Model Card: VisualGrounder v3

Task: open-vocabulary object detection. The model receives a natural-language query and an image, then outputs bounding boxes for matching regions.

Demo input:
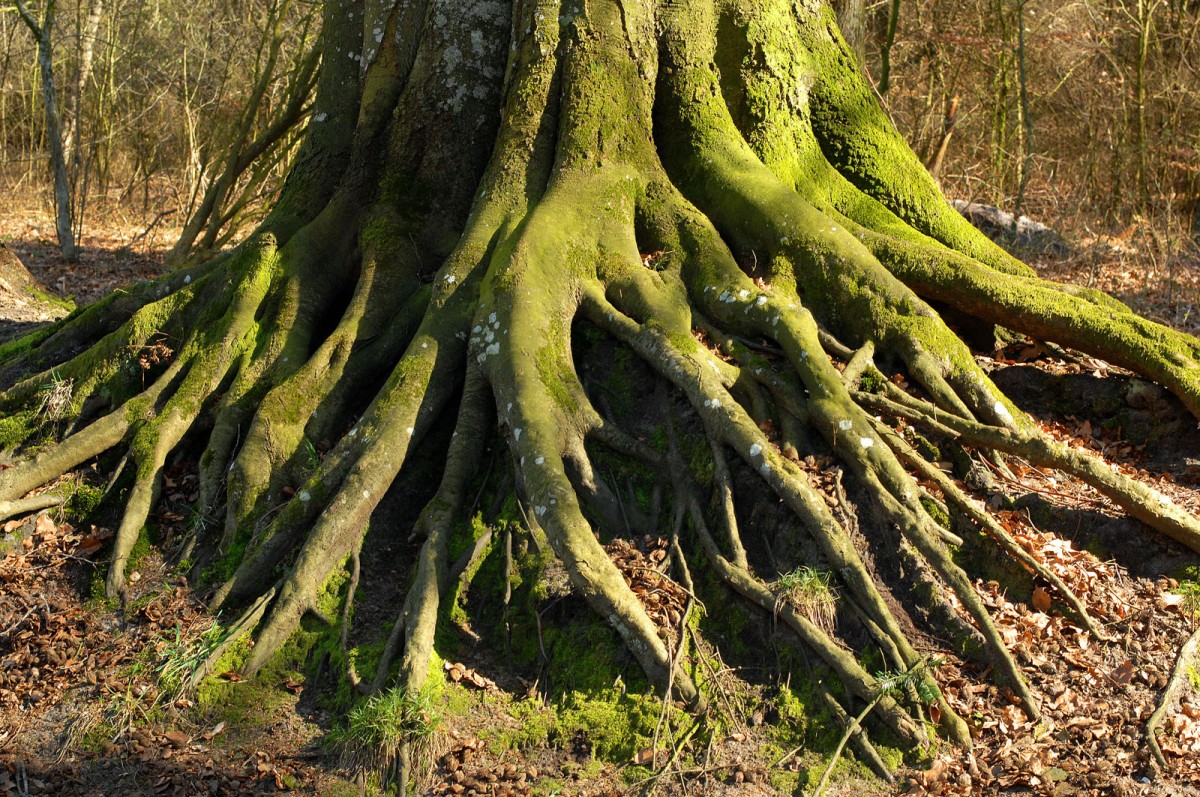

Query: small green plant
[302,436,321,470]
[775,567,837,631]
[813,657,942,797]
[874,657,943,704]
[1173,580,1200,623]
[331,687,441,792]
[156,620,228,701]
[35,369,73,423]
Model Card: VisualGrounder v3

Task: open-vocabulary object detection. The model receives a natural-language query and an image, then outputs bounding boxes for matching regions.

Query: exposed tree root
[0,492,64,524]
[2,0,1200,783]
[1145,627,1200,771]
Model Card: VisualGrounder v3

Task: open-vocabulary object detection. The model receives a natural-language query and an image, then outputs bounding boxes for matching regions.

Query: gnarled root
[3,0,1200,781]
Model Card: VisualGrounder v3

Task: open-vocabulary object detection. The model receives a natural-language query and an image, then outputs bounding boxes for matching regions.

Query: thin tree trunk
[15,0,77,262]
[61,0,103,167]
[879,0,901,93]
[1013,0,1034,220]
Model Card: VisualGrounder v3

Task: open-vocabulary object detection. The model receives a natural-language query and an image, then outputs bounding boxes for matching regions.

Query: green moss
[858,369,886,393]
[919,495,950,529]
[485,698,557,754]
[127,525,158,573]
[63,480,106,523]
[0,409,38,451]
[555,688,673,761]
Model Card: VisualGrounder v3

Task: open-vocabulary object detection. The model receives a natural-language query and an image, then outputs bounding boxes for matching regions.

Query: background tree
[10,0,76,260]
[1,0,1199,789]
[0,0,316,253]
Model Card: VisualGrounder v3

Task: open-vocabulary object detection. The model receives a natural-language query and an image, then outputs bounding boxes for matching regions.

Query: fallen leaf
[1110,660,1135,686]
[1032,587,1052,612]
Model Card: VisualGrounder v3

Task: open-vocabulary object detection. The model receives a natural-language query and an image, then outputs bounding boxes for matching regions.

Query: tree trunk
[61,0,103,168]
[2,0,1200,784]
[15,0,77,262]
[831,0,867,65]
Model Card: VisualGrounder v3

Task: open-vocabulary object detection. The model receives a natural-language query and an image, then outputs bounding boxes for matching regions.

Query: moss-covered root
[0,492,64,523]
[861,388,1200,554]
[387,366,491,695]
[213,224,426,544]
[385,367,491,797]
[681,488,923,748]
[871,418,1109,640]
[478,279,703,707]
[580,285,973,743]
[104,251,282,598]
[230,311,471,675]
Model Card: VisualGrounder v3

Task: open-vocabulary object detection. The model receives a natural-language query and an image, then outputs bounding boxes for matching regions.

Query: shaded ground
[2,207,1200,796]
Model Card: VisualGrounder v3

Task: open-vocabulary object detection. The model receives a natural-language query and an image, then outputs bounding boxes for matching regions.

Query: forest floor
[3,201,1200,797]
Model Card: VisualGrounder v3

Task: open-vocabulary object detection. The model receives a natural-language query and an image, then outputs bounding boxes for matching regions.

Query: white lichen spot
[838,419,853,431]
[860,437,874,449]
[535,456,545,465]
[299,491,311,503]
[473,325,483,334]
[314,112,327,122]
[514,428,522,441]
[993,401,1013,424]
[421,342,428,349]
[800,350,809,360]
[755,295,767,306]
[534,505,547,517]
[362,490,370,498]
[780,237,790,246]
[485,342,500,356]
[738,289,750,300]
[488,312,497,324]
[506,403,513,411]
[830,226,837,232]
[760,463,771,476]
[406,427,414,435]
[749,443,763,457]
[349,427,358,437]
[183,274,192,284]
[444,274,457,284]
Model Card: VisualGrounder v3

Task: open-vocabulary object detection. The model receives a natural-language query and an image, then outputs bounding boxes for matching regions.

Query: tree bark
[1,0,1199,782]
[14,0,77,262]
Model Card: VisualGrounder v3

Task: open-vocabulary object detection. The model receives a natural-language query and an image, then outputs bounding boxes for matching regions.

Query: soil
[2,208,1200,796]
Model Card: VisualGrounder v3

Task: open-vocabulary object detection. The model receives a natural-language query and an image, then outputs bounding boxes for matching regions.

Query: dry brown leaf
[34,514,56,535]
[1110,660,1135,686]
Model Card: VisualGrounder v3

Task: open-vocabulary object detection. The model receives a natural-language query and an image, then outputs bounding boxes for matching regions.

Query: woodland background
[4,0,1200,290]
